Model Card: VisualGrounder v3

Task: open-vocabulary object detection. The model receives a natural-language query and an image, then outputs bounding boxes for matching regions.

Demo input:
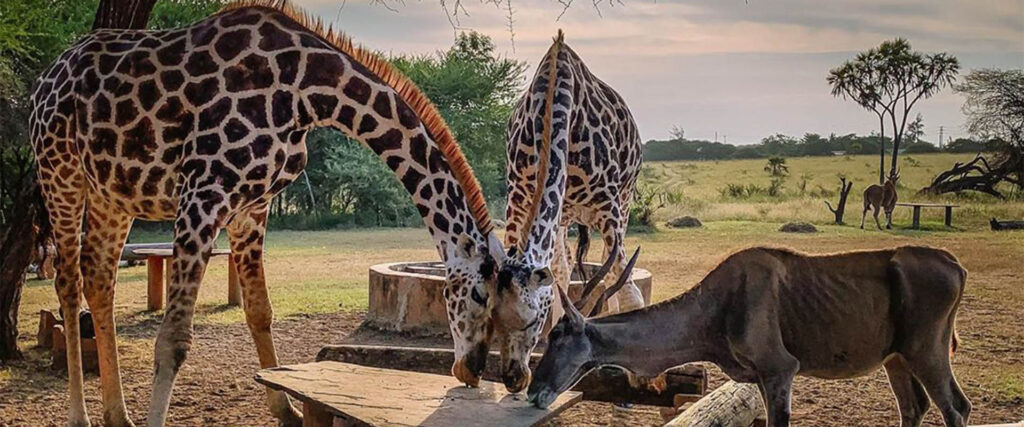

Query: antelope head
[524,248,640,406]
[525,285,596,409]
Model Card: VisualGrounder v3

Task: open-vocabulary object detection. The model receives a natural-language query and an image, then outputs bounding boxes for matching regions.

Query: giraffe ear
[529,267,554,289]
[486,232,507,265]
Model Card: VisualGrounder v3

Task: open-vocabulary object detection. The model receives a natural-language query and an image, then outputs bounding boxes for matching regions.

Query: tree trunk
[878,115,886,184]
[824,177,853,224]
[0,180,47,361]
[92,0,159,30]
[664,381,763,427]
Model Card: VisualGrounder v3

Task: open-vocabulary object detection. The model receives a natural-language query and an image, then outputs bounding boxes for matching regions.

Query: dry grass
[645,153,1024,228]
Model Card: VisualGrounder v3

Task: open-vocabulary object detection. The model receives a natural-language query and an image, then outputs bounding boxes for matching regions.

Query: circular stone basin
[365,261,652,336]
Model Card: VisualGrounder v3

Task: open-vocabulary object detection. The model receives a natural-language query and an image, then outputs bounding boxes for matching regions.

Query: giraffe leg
[148,192,229,426]
[81,195,135,427]
[550,225,572,295]
[595,214,644,313]
[226,204,302,427]
[39,165,90,426]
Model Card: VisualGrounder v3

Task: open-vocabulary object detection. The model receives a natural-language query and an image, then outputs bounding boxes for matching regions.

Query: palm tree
[764,157,789,177]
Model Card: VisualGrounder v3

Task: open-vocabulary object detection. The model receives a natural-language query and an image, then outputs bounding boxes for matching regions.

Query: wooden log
[664,381,763,427]
[317,344,705,407]
[990,218,1024,231]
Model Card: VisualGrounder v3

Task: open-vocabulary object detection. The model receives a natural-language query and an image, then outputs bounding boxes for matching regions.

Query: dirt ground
[1,307,1021,426]
[2,226,1023,425]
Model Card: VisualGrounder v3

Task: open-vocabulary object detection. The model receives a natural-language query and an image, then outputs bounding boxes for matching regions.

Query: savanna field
[1,153,1022,425]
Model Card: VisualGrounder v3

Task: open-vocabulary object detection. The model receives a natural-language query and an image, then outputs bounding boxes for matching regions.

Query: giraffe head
[491,246,625,392]
[445,231,507,386]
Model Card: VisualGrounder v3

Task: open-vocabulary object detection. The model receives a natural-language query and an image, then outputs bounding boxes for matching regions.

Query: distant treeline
[643,133,1002,162]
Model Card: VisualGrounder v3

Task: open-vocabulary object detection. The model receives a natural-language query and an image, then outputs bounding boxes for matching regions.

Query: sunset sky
[293,0,1024,143]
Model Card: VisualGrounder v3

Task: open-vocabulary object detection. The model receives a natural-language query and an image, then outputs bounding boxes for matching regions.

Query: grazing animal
[529,246,971,427]
[495,31,644,393]
[30,2,507,425]
[862,172,899,229]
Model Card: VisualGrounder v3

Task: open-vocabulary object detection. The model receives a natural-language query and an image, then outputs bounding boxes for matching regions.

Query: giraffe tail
[575,224,590,281]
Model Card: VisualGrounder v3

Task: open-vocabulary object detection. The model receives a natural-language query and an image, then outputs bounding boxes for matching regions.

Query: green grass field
[643,153,1024,228]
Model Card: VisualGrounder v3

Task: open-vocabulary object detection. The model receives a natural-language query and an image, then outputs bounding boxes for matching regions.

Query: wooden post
[912,206,922,229]
[164,257,172,304]
[945,206,953,227]
[147,255,164,311]
[227,257,241,307]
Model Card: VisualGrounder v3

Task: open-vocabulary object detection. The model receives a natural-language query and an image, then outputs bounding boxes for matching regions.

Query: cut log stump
[664,381,763,427]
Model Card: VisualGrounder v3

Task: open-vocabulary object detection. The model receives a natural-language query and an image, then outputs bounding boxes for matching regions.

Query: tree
[764,156,789,177]
[824,176,853,225]
[829,51,891,184]
[922,69,1024,197]
[829,39,958,183]
[907,114,925,144]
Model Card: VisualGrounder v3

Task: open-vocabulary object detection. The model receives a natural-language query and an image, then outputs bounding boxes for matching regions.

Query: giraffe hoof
[103,409,135,427]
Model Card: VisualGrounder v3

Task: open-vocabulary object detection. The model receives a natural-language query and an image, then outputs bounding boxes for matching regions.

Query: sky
[292,0,1024,144]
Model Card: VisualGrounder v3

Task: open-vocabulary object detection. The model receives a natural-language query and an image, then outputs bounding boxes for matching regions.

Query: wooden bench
[132,248,240,311]
[896,202,959,229]
[255,361,581,427]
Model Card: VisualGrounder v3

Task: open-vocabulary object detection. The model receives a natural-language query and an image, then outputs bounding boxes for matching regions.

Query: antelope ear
[557,285,585,329]
[530,267,554,289]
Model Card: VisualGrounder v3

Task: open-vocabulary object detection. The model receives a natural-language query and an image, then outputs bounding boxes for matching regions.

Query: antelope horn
[588,246,640,318]
[574,240,619,311]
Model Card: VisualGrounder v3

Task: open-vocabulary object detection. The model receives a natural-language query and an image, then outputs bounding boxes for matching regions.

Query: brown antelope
[528,246,970,427]
[862,172,900,229]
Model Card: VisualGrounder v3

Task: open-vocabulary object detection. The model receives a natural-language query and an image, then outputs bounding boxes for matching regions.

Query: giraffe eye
[470,285,488,306]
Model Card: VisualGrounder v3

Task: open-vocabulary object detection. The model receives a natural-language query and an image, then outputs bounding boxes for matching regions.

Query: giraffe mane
[218,0,494,236]
[518,30,564,250]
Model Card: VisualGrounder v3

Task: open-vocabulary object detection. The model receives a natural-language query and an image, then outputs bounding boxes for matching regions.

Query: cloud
[292,0,1023,140]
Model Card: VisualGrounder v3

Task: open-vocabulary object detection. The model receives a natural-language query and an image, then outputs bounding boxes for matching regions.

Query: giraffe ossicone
[30,1,507,425]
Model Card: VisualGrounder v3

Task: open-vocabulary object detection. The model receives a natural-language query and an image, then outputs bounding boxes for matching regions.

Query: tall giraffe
[29,2,505,425]
[491,31,644,392]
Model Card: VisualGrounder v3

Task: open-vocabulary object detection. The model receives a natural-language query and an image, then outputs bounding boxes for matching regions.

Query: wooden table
[255,361,582,427]
[133,248,240,311]
[896,202,959,229]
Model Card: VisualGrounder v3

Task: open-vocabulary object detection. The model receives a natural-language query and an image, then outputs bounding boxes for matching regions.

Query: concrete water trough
[364,261,653,336]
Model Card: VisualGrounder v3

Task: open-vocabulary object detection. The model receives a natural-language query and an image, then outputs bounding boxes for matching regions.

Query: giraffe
[29,2,506,425]
[490,31,645,393]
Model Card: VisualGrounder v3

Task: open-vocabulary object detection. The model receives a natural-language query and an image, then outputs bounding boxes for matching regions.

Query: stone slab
[255,361,580,426]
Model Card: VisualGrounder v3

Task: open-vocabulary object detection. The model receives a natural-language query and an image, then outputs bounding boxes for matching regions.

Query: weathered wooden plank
[317,344,706,406]
[255,361,580,427]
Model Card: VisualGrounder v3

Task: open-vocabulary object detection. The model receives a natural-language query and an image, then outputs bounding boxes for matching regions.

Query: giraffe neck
[520,41,572,268]
[294,50,487,263]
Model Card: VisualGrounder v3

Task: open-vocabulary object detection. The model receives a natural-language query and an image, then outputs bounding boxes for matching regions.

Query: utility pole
[723,135,727,144]
[714,131,718,143]
[938,126,944,150]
